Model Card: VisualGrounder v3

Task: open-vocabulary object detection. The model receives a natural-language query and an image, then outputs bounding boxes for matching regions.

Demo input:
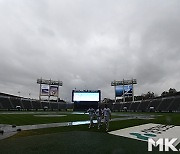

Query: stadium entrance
[72,90,101,111]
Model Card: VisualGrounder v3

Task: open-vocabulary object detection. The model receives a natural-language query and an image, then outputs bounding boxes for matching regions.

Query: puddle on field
[34,115,66,117]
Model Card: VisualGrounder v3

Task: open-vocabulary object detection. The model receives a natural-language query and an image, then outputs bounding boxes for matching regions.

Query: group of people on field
[86,104,111,131]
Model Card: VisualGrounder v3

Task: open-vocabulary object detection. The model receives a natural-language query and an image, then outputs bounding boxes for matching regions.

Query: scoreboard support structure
[111,79,137,103]
[37,78,63,109]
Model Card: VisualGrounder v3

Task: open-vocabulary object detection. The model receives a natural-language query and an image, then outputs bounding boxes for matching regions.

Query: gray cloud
[0,0,180,100]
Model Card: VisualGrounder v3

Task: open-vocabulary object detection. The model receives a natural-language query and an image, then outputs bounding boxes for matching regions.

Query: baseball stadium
[0,79,180,154]
[0,1,180,153]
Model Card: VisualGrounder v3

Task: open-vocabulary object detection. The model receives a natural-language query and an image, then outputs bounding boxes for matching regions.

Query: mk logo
[148,138,179,151]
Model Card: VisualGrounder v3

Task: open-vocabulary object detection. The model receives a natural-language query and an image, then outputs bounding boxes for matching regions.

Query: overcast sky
[0,0,180,101]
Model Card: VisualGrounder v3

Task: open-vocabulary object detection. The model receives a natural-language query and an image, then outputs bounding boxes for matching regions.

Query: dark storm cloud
[0,0,180,100]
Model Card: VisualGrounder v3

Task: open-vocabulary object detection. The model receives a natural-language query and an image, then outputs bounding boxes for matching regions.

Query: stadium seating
[10,97,24,109]
[157,97,174,112]
[0,92,180,112]
[148,99,162,112]
[41,101,50,109]
[112,96,180,112]
[112,103,122,112]
[168,96,180,112]
[121,102,131,111]
[31,100,42,110]
[0,102,3,109]
[0,96,12,109]
[137,100,150,112]
[129,101,140,111]
[58,103,67,111]
[21,99,33,110]
[50,102,58,110]
[66,103,74,111]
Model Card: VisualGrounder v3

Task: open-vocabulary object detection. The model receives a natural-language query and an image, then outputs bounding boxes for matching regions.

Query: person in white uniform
[96,106,103,129]
[103,104,111,131]
[87,106,95,128]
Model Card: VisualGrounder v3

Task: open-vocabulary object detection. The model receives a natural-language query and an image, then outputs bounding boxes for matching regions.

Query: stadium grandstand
[111,96,180,112]
[0,92,73,111]
[0,91,180,112]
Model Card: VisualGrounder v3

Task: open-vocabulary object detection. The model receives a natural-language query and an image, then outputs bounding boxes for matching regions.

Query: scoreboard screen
[72,90,101,102]
[115,85,133,97]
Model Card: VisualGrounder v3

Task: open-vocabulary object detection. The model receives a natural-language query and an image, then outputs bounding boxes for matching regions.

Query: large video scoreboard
[72,90,101,111]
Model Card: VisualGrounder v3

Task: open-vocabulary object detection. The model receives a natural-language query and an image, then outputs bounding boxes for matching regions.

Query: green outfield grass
[0,111,180,154]
[0,113,88,125]
[0,112,121,126]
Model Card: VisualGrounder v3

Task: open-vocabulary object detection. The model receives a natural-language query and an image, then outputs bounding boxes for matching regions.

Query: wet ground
[0,112,156,140]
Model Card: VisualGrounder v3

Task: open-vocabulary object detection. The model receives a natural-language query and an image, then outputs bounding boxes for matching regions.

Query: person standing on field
[96,106,103,129]
[86,106,95,128]
[103,104,111,131]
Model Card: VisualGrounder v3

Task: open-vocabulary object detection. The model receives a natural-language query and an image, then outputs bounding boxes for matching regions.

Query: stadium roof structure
[37,79,63,86]
[0,92,20,98]
[111,79,137,86]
